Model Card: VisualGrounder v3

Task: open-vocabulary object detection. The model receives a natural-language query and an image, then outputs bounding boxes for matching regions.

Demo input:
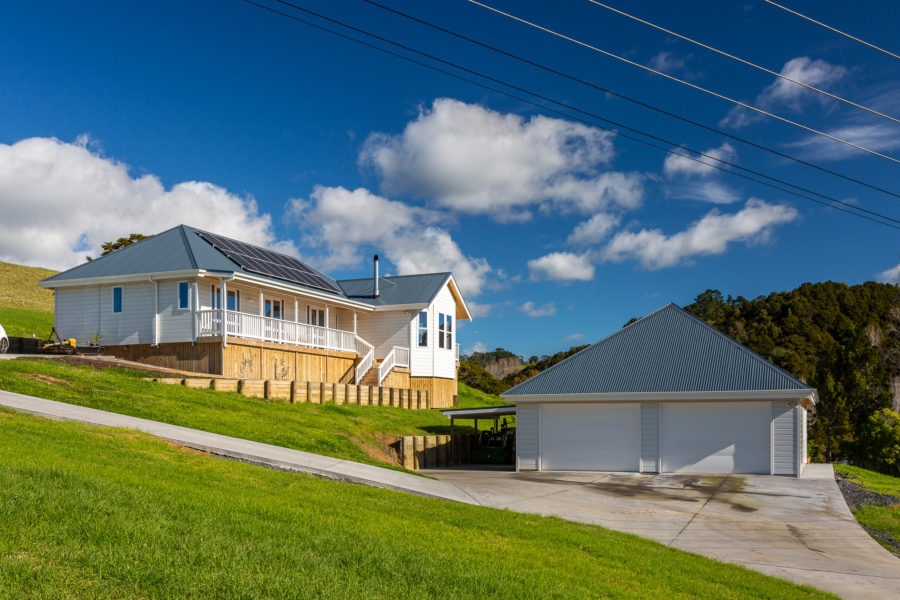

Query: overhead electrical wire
[764,0,900,62]
[362,0,900,200]
[584,0,900,124]
[467,0,900,164]
[240,0,900,230]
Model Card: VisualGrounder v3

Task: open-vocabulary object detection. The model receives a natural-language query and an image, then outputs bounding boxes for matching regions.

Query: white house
[39,225,470,407]
[503,304,816,476]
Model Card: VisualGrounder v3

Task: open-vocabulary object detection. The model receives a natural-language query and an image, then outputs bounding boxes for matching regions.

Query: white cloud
[0,137,288,269]
[721,57,847,128]
[648,51,698,79]
[601,199,798,269]
[790,123,900,161]
[663,143,736,178]
[360,98,639,221]
[880,264,900,284]
[668,180,741,205]
[520,301,557,317]
[567,212,620,245]
[563,333,586,342]
[527,252,595,281]
[467,301,493,318]
[465,341,487,355]
[289,185,492,297]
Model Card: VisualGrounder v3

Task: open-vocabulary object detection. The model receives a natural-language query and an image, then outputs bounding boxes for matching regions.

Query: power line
[585,0,900,124]
[467,0,900,164]
[362,0,900,200]
[241,0,900,230]
[765,0,900,62]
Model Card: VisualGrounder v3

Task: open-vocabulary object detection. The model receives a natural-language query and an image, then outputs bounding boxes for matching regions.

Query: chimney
[373,254,380,298]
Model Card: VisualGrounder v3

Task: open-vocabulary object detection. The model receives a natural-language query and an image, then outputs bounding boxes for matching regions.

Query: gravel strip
[835,471,900,555]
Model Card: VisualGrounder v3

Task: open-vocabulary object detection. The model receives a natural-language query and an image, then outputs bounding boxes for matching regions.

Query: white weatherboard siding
[55,286,100,345]
[409,283,457,379]
[540,403,641,471]
[157,280,194,344]
[640,402,660,473]
[355,310,409,360]
[515,404,539,471]
[431,285,458,379]
[772,401,797,475]
[660,402,771,474]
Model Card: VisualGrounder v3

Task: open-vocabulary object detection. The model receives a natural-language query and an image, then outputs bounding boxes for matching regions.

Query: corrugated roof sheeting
[337,272,450,307]
[40,225,455,309]
[504,303,812,396]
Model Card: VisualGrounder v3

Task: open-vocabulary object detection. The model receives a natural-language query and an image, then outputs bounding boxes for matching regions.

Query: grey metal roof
[337,272,451,307]
[503,303,813,397]
[40,226,456,309]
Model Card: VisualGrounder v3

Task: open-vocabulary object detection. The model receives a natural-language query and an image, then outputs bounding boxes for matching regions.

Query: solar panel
[195,231,341,294]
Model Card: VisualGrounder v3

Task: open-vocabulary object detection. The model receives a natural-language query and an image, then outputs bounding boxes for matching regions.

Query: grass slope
[0,260,56,310]
[834,464,900,552]
[0,359,507,469]
[0,409,832,599]
[0,261,56,338]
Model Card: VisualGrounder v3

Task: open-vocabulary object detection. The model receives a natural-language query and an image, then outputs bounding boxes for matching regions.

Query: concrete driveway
[422,465,900,600]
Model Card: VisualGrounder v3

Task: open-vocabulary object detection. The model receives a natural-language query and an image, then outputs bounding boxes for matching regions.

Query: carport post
[474,419,478,432]
[494,417,498,431]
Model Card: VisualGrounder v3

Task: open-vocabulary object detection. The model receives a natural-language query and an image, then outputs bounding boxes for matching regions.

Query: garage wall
[772,400,796,475]
[516,404,539,471]
[640,402,660,473]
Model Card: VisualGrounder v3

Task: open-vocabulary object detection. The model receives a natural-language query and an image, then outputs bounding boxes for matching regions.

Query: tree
[86,233,149,261]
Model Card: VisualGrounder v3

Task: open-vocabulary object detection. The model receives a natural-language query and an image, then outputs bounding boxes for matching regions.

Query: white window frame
[307,305,326,327]
[265,298,284,320]
[417,311,428,347]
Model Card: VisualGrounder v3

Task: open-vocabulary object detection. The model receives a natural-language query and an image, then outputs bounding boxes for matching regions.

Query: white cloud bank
[0,137,287,269]
[602,199,798,269]
[289,186,492,297]
[880,264,900,284]
[360,98,643,221]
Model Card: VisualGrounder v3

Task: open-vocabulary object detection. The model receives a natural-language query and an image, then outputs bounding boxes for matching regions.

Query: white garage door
[661,402,770,474]
[540,403,640,471]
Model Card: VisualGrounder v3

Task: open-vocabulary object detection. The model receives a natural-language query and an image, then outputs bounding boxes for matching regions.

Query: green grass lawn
[0,409,833,600]
[834,464,900,553]
[0,359,509,470]
[0,306,55,338]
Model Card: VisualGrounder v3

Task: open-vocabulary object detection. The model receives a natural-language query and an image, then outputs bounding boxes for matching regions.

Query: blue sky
[1,0,898,358]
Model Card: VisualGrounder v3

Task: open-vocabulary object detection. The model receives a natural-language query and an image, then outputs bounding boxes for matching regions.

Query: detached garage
[503,304,816,476]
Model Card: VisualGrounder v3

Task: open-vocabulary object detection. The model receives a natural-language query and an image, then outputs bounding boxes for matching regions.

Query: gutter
[502,389,818,404]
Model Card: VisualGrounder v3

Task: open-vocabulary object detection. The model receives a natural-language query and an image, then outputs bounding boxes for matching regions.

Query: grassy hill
[0,408,832,599]
[0,359,507,470]
[0,260,56,338]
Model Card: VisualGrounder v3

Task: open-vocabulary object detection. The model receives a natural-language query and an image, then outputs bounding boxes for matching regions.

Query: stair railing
[354,335,375,384]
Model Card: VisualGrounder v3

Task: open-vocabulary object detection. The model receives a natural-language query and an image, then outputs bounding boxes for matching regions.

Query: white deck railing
[197,309,358,354]
[377,345,410,385]
[355,337,375,385]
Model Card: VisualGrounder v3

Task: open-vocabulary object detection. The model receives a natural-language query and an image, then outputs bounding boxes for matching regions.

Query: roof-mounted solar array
[195,231,341,294]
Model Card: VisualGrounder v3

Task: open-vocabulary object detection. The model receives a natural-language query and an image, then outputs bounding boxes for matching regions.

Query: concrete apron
[422,466,900,600]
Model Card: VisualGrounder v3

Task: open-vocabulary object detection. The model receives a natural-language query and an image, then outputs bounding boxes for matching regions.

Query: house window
[417,311,428,347]
[446,315,453,349]
[112,287,123,313]
[308,306,325,327]
[227,290,240,312]
[210,285,221,310]
[265,299,283,320]
[178,282,190,309]
[438,313,453,349]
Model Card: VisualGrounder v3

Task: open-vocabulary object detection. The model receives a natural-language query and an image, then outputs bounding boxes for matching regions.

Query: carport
[441,405,517,434]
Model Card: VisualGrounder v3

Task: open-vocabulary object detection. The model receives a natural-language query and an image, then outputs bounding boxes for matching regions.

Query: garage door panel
[540,403,640,471]
[661,402,770,474]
